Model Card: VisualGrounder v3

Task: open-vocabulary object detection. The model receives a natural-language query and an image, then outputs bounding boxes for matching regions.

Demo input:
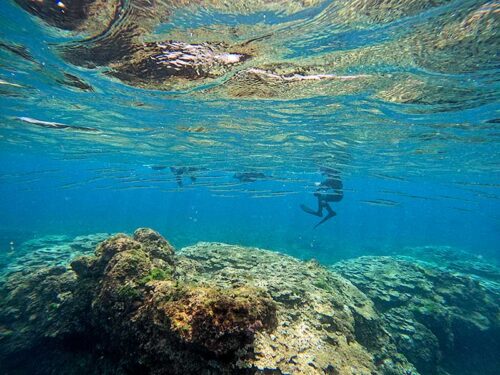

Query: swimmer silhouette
[300,167,343,228]
[170,166,197,187]
[233,172,267,183]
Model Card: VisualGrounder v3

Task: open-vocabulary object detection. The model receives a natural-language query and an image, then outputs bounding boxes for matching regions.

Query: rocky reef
[0,233,111,276]
[332,256,500,375]
[0,229,498,374]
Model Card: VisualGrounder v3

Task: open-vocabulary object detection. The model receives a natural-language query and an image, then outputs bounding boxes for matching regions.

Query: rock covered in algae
[176,242,414,374]
[72,229,276,361]
[0,229,281,374]
[0,228,417,375]
[4,229,498,375]
[0,266,80,357]
[332,256,500,375]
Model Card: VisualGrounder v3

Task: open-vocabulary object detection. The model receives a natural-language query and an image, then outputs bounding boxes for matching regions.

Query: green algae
[117,284,142,300]
[48,302,59,311]
[313,275,332,291]
[139,267,172,284]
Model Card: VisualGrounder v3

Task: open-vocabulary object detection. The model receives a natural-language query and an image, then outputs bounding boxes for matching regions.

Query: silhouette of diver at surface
[233,171,267,183]
[170,166,198,187]
[300,167,343,228]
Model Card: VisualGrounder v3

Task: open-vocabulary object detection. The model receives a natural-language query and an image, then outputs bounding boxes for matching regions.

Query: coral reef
[0,229,279,374]
[0,233,110,276]
[0,229,498,374]
[332,256,500,375]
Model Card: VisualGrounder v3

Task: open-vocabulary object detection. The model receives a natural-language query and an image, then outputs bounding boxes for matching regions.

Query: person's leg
[324,203,336,217]
[300,197,324,217]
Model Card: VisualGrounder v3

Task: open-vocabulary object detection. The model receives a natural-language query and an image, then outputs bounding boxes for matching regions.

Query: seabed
[0,229,498,375]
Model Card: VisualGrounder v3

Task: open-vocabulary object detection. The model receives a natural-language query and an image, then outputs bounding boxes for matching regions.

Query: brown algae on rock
[0,229,498,374]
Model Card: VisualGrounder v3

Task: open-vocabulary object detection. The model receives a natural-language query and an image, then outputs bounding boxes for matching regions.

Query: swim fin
[313,210,336,229]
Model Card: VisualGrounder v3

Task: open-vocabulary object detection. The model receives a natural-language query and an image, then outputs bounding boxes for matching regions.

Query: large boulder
[0,229,280,374]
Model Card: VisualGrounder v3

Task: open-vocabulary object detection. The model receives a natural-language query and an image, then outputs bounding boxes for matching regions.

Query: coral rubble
[0,229,498,375]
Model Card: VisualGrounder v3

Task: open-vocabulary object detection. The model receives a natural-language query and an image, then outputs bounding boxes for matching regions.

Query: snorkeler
[233,171,267,183]
[170,166,198,187]
[300,167,343,228]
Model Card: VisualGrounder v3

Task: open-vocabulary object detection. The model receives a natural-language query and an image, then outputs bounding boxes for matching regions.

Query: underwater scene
[0,0,499,374]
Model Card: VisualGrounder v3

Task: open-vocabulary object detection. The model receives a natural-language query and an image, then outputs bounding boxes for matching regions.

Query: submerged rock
[176,242,411,374]
[332,256,500,375]
[0,232,111,277]
[0,229,413,374]
[0,229,281,374]
[1,229,498,374]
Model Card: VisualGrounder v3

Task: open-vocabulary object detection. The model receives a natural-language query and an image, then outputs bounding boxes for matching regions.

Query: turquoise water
[0,1,499,374]
[1,0,498,264]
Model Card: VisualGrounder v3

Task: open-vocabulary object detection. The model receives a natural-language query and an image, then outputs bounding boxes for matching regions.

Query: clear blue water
[0,0,498,265]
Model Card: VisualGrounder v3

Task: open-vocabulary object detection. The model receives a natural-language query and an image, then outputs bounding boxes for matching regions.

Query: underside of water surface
[0,0,499,374]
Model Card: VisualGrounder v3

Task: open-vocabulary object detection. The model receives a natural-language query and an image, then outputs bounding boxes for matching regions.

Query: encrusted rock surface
[332,256,500,375]
[176,242,411,374]
[0,229,278,374]
[0,229,498,375]
[0,232,111,276]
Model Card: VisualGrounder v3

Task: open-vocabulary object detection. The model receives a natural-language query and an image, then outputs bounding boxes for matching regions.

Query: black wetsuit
[233,172,266,183]
[301,174,343,228]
